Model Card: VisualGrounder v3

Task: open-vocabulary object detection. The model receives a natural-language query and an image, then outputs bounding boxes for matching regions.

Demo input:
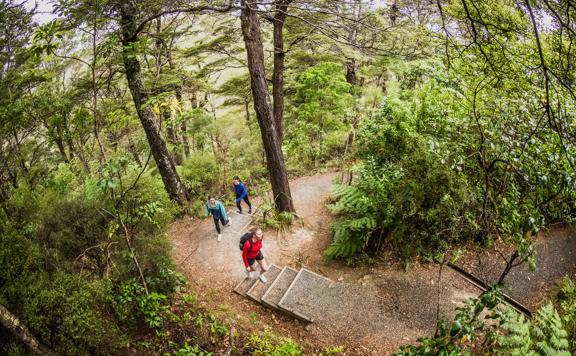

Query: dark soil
[456,224,576,310]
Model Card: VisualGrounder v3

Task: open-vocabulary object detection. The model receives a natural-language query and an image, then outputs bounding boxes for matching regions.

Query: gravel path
[169,172,574,354]
[456,225,576,310]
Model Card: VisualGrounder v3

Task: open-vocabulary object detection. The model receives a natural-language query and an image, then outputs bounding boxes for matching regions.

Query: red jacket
[242,238,262,267]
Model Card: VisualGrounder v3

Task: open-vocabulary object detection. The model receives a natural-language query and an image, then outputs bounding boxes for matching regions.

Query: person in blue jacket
[205,195,230,241]
[233,176,252,214]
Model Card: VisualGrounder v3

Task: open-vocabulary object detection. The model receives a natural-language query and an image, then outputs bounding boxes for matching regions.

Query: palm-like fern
[325,184,377,260]
[530,302,571,355]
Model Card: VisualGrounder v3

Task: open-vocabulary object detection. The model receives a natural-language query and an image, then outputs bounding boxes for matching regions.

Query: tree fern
[495,308,532,355]
[325,184,378,260]
[530,302,571,356]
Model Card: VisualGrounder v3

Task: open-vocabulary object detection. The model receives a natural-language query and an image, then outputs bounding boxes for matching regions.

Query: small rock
[338,276,344,281]
[431,279,435,285]
[305,324,313,331]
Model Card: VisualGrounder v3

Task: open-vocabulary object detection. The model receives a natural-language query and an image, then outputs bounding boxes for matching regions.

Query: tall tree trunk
[163,109,183,165]
[244,99,251,121]
[241,0,295,213]
[92,19,107,163]
[272,0,292,142]
[12,131,29,177]
[64,118,75,160]
[176,88,191,158]
[128,139,143,167]
[345,59,358,86]
[76,135,91,173]
[54,136,69,163]
[0,304,56,356]
[119,1,190,205]
[344,0,362,87]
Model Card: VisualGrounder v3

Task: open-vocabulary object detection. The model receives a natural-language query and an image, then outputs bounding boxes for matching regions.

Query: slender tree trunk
[128,139,143,167]
[120,1,190,205]
[0,305,56,356]
[244,99,251,121]
[176,88,191,158]
[76,135,91,173]
[345,59,358,86]
[272,0,292,142]
[241,0,295,213]
[344,0,362,87]
[64,118,75,160]
[163,109,183,165]
[12,131,29,176]
[54,136,69,162]
[92,20,107,163]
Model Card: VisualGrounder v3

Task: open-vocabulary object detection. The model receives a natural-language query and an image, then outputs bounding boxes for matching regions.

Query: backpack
[239,232,253,251]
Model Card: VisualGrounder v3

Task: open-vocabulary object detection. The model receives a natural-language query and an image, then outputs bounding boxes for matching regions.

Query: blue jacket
[205,200,228,221]
[234,182,248,203]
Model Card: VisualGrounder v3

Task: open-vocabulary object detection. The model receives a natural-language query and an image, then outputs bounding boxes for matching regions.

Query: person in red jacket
[242,227,269,283]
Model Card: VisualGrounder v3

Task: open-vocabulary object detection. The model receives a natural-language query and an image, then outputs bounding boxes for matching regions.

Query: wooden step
[261,266,299,311]
[277,268,334,323]
[246,264,282,303]
[233,274,259,297]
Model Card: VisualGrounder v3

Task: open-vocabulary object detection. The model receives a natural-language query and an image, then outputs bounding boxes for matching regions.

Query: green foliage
[328,57,576,259]
[254,196,297,231]
[556,276,576,342]
[325,185,377,262]
[530,302,571,355]
[167,342,213,356]
[178,153,220,213]
[115,279,170,329]
[285,62,353,168]
[0,156,181,352]
[327,93,471,259]
[319,345,344,355]
[22,272,125,354]
[397,287,573,355]
[245,330,303,356]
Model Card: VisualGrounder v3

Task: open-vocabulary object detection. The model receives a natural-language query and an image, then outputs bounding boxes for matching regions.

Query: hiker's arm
[242,243,250,268]
[236,185,247,202]
[220,203,228,221]
[204,204,210,218]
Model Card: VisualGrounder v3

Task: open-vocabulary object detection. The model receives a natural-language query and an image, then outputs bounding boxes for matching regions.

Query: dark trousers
[213,216,228,234]
[236,195,252,212]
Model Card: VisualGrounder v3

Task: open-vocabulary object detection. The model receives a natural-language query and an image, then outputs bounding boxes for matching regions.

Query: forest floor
[168,172,576,355]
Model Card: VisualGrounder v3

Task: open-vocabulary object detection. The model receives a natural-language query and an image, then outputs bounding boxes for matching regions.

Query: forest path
[168,172,575,354]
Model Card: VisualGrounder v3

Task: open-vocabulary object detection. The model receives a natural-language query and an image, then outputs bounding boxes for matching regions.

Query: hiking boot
[226,218,231,226]
[246,270,256,279]
[259,274,267,283]
[248,209,252,214]
[217,234,222,242]
[237,210,242,214]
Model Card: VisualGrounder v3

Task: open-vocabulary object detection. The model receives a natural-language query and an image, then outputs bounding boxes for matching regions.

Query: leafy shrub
[285,62,353,168]
[0,157,181,352]
[178,153,220,199]
[254,196,297,231]
[326,98,471,260]
[327,65,576,260]
[22,272,125,355]
[555,276,576,342]
[397,288,572,355]
[168,342,212,356]
[115,278,170,329]
[245,330,303,356]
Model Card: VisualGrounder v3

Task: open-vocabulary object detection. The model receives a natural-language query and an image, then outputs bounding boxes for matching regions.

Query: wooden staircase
[233,264,335,323]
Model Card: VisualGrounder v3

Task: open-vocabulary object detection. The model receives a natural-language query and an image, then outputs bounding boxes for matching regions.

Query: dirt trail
[168,172,575,355]
[456,225,576,310]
